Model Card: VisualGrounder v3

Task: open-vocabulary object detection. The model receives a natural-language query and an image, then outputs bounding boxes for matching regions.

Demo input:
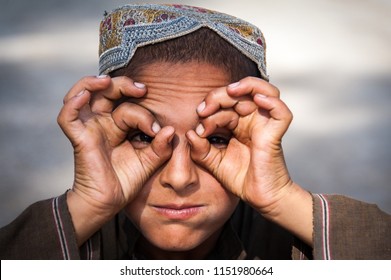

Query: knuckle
[242,76,263,84]
[265,81,280,97]
[248,76,262,82]
[79,75,94,85]
[271,85,280,97]
[113,75,133,86]
[208,88,222,100]
[287,109,294,122]
[281,104,293,123]
[57,111,65,126]
[81,75,91,81]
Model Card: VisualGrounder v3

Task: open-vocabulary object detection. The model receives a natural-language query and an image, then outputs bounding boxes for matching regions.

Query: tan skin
[58,62,313,259]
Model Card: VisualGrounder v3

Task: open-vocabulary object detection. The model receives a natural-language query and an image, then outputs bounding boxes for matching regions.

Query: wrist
[66,189,119,246]
[258,182,314,246]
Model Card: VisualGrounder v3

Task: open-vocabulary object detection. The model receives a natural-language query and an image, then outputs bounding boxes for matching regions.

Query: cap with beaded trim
[99,4,268,80]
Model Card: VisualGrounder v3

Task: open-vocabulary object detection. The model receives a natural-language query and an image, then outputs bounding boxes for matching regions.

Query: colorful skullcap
[99,4,268,80]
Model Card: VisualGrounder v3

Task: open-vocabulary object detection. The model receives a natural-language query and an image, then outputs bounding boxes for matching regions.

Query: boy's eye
[128,131,154,148]
[207,134,231,149]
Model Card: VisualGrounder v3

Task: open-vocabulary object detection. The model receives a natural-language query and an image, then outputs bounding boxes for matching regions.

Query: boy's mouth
[151,204,205,220]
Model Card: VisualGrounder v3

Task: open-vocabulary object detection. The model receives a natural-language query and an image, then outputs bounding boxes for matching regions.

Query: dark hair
[110,28,260,82]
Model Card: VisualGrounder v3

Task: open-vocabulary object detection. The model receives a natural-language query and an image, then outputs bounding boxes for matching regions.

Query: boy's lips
[151,204,205,220]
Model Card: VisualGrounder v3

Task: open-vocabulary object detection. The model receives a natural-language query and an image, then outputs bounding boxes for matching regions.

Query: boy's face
[124,62,240,258]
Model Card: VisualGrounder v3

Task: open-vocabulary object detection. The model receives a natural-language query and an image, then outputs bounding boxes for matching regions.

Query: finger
[253,94,293,124]
[57,90,92,142]
[252,94,293,143]
[197,87,257,118]
[196,109,239,137]
[187,130,249,196]
[137,126,175,171]
[90,76,147,114]
[112,102,161,137]
[63,75,111,103]
[227,77,280,98]
[186,130,221,173]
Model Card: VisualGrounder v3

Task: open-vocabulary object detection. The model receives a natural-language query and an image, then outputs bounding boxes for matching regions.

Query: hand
[187,77,313,244]
[58,75,174,244]
[187,77,292,212]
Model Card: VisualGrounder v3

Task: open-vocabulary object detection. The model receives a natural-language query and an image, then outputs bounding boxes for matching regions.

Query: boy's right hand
[57,75,174,245]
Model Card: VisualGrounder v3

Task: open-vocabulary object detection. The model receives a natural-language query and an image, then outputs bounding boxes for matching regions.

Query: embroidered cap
[99,4,268,80]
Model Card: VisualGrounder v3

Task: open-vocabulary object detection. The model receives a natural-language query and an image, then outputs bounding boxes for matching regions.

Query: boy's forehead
[129,95,202,130]
[122,62,228,127]
[129,89,204,125]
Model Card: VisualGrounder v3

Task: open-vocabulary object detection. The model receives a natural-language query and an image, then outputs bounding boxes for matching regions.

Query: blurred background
[0,0,390,226]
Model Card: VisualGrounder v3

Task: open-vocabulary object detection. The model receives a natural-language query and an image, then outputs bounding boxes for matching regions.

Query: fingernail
[228,81,240,88]
[152,122,161,134]
[76,90,85,97]
[134,82,146,89]
[255,93,267,98]
[196,101,206,113]
[196,123,205,136]
[96,74,108,79]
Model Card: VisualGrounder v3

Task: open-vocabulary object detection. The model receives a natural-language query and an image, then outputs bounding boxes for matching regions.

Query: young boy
[0,4,390,260]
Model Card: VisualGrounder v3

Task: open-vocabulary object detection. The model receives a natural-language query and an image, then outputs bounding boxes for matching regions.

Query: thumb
[138,126,176,173]
[187,130,250,197]
[186,130,222,176]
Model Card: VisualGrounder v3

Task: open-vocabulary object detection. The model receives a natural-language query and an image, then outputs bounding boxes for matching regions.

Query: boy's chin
[145,228,211,251]
[139,225,222,258]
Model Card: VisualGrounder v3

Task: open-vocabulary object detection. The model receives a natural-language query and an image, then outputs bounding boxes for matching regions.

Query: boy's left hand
[187,77,313,245]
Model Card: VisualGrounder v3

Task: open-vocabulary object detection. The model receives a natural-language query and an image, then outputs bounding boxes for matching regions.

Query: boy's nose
[159,143,198,192]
